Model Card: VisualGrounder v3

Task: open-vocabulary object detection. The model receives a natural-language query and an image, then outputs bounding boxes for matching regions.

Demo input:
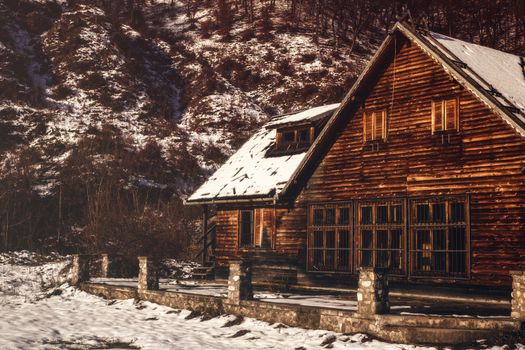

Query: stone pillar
[227,260,253,305]
[511,271,525,321]
[100,254,116,278]
[357,267,389,316]
[138,256,159,292]
[70,254,90,286]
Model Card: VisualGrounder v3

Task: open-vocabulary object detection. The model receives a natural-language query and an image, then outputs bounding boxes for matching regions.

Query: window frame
[363,109,388,143]
[307,202,353,273]
[431,96,460,134]
[408,196,470,280]
[355,199,407,275]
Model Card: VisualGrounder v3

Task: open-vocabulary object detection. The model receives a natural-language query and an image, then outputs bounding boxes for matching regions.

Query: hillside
[0,0,374,255]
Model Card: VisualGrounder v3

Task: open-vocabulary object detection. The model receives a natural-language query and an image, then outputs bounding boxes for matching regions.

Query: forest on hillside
[0,0,523,262]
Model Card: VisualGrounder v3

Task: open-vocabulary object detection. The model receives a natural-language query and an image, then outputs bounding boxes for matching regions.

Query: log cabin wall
[297,38,525,286]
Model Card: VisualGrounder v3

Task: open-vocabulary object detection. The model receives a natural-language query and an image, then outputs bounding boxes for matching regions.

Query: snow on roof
[265,103,340,129]
[187,104,339,203]
[425,31,525,123]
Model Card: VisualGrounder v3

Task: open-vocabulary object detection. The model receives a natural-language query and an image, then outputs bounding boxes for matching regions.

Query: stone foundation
[511,270,525,321]
[138,256,159,291]
[70,254,90,286]
[227,260,253,305]
[357,267,389,316]
[80,281,521,346]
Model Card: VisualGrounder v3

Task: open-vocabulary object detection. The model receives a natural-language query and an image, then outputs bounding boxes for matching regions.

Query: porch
[71,255,525,346]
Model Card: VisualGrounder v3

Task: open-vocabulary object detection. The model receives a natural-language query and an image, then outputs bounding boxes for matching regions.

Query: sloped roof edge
[278,21,525,201]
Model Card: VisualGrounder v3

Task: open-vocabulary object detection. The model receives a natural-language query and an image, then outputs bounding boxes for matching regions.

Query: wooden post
[202,204,208,265]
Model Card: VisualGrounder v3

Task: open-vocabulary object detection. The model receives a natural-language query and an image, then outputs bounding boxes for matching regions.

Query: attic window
[270,126,314,156]
[363,109,387,143]
[432,97,459,134]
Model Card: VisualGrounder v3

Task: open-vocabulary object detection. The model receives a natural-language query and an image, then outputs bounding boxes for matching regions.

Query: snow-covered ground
[0,251,442,350]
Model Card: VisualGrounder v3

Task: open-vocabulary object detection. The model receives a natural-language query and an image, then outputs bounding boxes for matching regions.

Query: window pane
[326,231,335,268]
[364,113,373,141]
[432,203,446,224]
[326,208,336,225]
[376,205,388,224]
[240,211,253,246]
[283,131,294,142]
[362,230,373,249]
[449,202,465,223]
[313,209,323,225]
[375,111,384,140]
[445,99,457,130]
[338,207,350,225]
[313,231,323,268]
[391,229,402,249]
[449,227,466,251]
[433,229,446,250]
[433,101,443,132]
[376,230,389,268]
[338,229,350,270]
[298,129,309,143]
[416,204,430,223]
[361,206,373,225]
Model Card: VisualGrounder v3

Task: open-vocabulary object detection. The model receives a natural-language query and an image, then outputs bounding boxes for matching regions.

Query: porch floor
[90,278,510,317]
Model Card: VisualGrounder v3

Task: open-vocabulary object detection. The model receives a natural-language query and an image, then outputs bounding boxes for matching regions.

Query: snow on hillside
[0,251,438,350]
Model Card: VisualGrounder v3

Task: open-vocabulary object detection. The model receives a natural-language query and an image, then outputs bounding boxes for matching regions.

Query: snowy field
[0,251,510,349]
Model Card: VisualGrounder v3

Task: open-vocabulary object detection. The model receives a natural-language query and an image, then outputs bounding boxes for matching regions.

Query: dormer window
[269,126,315,156]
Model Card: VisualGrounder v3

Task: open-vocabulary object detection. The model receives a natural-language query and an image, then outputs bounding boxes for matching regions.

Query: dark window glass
[432,203,446,223]
[313,231,323,267]
[376,206,388,224]
[298,129,309,143]
[449,202,465,223]
[361,206,373,225]
[325,208,336,225]
[313,209,323,225]
[416,204,430,223]
[325,231,335,268]
[338,207,350,225]
[283,131,294,143]
[240,211,253,246]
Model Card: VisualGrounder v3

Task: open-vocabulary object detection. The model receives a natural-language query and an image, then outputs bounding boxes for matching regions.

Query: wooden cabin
[187,22,525,288]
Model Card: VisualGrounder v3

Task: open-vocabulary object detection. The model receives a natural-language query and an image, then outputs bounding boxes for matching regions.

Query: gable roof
[277,22,525,201]
[186,103,340,205]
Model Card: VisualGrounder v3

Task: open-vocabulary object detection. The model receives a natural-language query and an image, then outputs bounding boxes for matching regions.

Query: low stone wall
[79,282,522,345]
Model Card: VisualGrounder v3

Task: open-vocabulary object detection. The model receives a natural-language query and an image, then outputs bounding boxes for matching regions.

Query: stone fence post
[70,254,90,286]
[227,259,253,305]
[138,256,159,292]
[511,271,525,321]
[100,254,117,278]
[357,267,389,316]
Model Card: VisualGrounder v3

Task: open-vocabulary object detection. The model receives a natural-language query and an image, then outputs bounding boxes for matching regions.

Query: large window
[409,197,469,278]
[432,97,459,134]
[308,203,352,272]
[356,200,405,274]
[363,109,387,142]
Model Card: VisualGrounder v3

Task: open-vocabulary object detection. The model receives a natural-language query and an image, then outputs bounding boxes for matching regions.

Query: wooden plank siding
[295,38,525,286]
[214,207,307,266]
